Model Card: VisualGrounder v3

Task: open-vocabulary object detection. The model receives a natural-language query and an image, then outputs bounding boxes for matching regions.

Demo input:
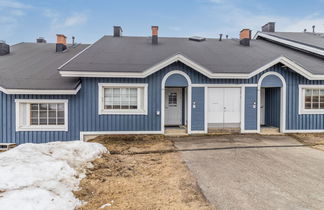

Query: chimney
[262,22,275,32]
[37,37,46,43]
[113,26,122,37]
[56,34,67,52]
[151,26,158,45]
[0,41,10,56]
[240,29,251,46]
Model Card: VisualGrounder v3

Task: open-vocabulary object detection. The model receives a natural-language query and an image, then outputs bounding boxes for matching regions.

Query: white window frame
[299,85,324,114]
[98,83,148,115]
[15,99,68,131]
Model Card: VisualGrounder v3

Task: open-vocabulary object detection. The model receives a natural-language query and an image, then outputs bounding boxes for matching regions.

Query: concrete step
[260,127,281,135]
[165,128,188,136]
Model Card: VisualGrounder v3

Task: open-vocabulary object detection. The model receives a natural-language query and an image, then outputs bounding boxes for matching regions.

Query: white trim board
[255,32,324,57]
[0,84,81,95]
[80,131,163,141]
[59,54,324,80]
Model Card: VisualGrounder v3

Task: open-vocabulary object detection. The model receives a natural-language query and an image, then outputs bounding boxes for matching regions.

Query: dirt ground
[289,133,324,151]
[74,135,213,210]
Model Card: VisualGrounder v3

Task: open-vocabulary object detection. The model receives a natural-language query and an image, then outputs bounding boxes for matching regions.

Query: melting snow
[0,141,107,210]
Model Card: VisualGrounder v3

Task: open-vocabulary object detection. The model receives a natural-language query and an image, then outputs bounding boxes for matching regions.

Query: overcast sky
[1,0,324,44]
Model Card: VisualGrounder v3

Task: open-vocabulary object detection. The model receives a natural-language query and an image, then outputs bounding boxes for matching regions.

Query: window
[98,83,148,115]
[299,85,324,114]
[168,93,177,106]
[15,99,68,131]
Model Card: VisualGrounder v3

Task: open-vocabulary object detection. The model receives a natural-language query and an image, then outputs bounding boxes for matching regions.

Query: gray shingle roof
[0,43,89,90]
[60,36,324,75]
[261,32,324,50]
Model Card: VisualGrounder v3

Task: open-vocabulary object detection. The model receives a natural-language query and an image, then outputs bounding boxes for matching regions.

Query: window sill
[16,126,68,132]
[299,110,324,115]
[99,109,148,115]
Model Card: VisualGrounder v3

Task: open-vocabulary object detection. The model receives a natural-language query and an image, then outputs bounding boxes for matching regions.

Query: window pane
[320,103,324,109]
[57,119,64,125]
[31,104,39,110]
[57,104,64,111]
[49,104,57,111]
[169,93,177,106]
[320,90,324,102]
[40,111,47,118]
[305,96,311,103]
[104,88,113,97]
[313,103,319,109]
[113,88,121,109]
[40,104,47,110]
[57,111,64,118]
[49,111,56,118]
[39,119,47,125]
[305,102,312,109]
[305,89,312,96]
[31,111,38,118]
[120,88,129,109]
[48,119,57,125]
[30,119,38,125]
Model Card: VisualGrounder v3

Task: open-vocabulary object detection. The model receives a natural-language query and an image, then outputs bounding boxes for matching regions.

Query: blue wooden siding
[244,87,258,130]
[2,61,324,143]
[261,75,283,87]
[165,74,188,87]
[191,87,205,131]
[265,88,281,127]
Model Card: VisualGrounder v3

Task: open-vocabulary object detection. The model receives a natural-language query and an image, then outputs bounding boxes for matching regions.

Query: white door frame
[257,72,286,133]
[161,70,192,134]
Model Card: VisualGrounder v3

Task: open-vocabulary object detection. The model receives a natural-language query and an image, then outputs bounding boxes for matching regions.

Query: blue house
[2,22,324,144]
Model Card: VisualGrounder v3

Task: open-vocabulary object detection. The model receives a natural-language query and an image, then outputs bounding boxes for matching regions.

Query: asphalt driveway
[174,135,324,210]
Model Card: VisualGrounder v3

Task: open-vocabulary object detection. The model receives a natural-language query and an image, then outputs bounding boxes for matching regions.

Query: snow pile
[0,141,107,210]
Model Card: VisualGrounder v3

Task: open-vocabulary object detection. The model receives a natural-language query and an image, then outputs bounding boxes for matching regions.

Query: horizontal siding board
[1,62,324,143]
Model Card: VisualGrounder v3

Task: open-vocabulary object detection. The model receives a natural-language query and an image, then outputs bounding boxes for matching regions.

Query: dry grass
[290,133,324,151]
[74,135,213,210]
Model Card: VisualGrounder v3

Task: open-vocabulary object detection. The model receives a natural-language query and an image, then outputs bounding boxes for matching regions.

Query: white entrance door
[165,88,183,125]
[260,88,265,125]
[208,88,241,126]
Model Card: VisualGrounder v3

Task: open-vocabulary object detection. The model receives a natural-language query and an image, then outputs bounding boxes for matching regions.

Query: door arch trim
[161,70,192,134]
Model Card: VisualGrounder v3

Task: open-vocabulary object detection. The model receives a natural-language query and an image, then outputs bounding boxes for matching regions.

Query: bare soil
[290,133,324,151]
[74,135,213,210]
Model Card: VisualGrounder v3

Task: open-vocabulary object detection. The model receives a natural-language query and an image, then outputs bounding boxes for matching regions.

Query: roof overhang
[59,53,324,80]
[0,84,81,95]
[254,32,324,57]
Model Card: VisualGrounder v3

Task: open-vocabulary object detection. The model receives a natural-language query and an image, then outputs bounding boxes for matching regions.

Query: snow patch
[0,141,107,210]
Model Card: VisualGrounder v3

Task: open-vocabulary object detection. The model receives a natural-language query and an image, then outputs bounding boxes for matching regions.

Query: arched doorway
[161,70,192,134]
[257,72,286,133]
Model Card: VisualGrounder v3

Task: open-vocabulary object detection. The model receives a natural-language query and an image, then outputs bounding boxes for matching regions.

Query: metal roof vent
[189,36,206,42]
